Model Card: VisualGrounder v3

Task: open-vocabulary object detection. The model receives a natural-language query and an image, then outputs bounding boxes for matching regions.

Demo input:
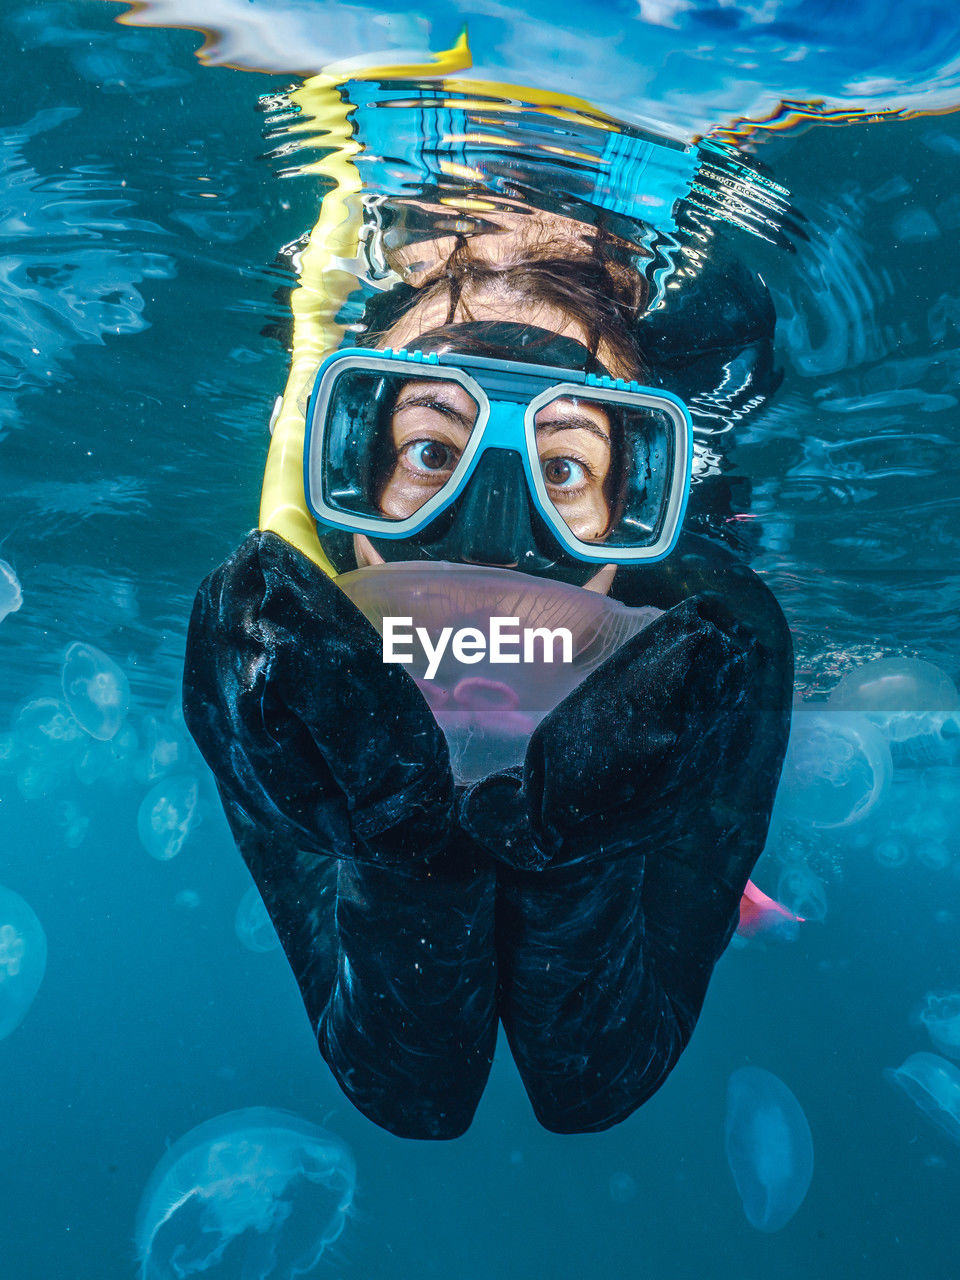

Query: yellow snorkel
[258,34,473,575]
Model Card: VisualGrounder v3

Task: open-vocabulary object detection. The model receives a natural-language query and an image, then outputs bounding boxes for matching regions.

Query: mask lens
[317,367,482,523]
[533,394,677,549]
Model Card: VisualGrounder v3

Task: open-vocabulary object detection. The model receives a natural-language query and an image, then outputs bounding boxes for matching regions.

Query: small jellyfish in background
[608,1172,638,1204]
[174,889,201,912]
[776,865,827,923]
[724,1066,814,1233]
[920,994,960,1061]
[17,698,84,764]
[15,698,84,800]
[0,885,47,1039]
[135,713,187,784]
[774,710,892,830]
[235,886,281,954]
[137,775,200,861]
[874,839,909,869]
[57,800,89,850]
[0,560,22,622]
[885,1052,960,1145]
[135,1107,356,1280]
[61,641,130,741]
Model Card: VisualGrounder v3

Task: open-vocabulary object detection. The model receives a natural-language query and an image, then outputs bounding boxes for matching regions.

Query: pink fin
[736,879,803,940]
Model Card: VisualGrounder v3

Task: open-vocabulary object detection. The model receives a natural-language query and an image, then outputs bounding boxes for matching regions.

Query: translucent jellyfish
[135,713,187,784]
[829,657,959,716]
[61,641,130,741]
[0,885,47,1039]
[725,1066,814,1233]
[916,840,952,871]
[17,698,84,764]
[828,657,960,753]
[608,1172,638,1204]
[135,1108,356,1280]
[885,1052,960,1145]
[775,865,827,923]
[15,698,84,799]
[920,994,960,1061]
[874,839,909,869]
[57,800,89,850]
[775,710,892,829]
[235,887,281,954]
[75,722,139,787]
[137,775,200,861]
[0,560,22,622]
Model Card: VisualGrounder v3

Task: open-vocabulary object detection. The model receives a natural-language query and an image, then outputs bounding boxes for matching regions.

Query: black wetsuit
[183,530,792,1139]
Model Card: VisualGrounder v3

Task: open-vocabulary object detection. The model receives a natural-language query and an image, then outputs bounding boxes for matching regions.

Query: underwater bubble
[920,994,960,1061]
[885,1052,960,1145]
[234,886,281,954]
[135,1107,356,1280]
[0,885,47,1039]
[725,1066,814,1233]
[0,560,22,622]
[61,642,130,741]
[775,865,827,923]
[775,710,892,829]
[137,775,200,861]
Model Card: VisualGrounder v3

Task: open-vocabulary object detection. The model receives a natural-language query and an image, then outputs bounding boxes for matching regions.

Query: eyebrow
[393,391,475,432]
[535,414,611,445]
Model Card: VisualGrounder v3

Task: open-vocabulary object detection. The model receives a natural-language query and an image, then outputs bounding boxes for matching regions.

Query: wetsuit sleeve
[182,531,497,1139]
[460,584,792,1133]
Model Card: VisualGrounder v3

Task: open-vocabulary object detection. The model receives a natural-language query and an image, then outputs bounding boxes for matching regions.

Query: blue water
[3,1,960,1276]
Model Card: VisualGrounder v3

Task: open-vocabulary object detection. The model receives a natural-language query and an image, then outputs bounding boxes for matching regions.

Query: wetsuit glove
[458,594,781,884]
[183,530,454,867]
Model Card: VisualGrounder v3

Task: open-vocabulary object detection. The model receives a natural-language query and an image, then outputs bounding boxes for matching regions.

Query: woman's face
[378,378,613,542]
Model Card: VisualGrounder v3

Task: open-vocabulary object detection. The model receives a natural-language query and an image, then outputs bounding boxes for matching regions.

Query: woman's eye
[404,440,456,473]
[542,456,586,489]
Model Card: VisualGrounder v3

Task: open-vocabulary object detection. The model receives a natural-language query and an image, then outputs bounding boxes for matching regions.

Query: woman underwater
[182,65,794,1140]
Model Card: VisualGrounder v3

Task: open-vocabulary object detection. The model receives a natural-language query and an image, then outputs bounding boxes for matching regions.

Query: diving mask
[303,346,693,567]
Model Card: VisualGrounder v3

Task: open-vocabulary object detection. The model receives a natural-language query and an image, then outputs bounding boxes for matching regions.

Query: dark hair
[358,224,649,380]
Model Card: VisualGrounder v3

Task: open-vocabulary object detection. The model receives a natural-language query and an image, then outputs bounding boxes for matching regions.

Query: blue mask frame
[303,346,693,564]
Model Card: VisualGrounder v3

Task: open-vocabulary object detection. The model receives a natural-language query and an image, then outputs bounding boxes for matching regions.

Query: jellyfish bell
[828,657,960,754]
[137,775,201,861]
[0,560,22,623]
[135,1107,356,1280]
[61,641,130,741]
[0,884,47,1039]
[919,994,960,1061]
[829,657,959,716]
[774,709,892,830]
[724,1066,814,1233]
[234,886,281,954]
[885,1051,960,1145]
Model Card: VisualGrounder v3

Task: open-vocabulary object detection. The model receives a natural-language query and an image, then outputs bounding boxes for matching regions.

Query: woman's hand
[183,530,454,866]
[458,594,787,881]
